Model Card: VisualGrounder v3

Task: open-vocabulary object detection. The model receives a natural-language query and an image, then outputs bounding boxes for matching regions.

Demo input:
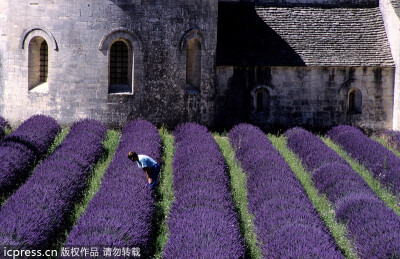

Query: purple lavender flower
[66,119,161,256]
[3,114,61,157]
[0,115,60,198]
[163,123,245,258]
[0,119,105,249]
[229,124,343,258]
[287,127,400,258]
[382,130,400,150]
[328,125,400,195]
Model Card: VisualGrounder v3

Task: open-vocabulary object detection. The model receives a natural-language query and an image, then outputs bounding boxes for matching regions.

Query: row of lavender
[66,119,161,256]
[327,125,400,196]
[0,119,107,247]
[286,127,400,257]
[0,115,61,199]
[229,124,343,258]
[163,123,245,258]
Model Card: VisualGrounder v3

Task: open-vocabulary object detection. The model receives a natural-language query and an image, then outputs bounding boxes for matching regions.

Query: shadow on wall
[215,2,305,132]
[108,0,135,8]
[216,2,305,66]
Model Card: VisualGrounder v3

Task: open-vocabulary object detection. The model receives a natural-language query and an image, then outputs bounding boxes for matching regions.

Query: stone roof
[391,0,400,18]
[217,3,394,67]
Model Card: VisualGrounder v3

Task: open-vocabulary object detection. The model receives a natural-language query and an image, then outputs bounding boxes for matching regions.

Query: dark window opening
[40,41,48,83]
[186,38,201,91]
[255,88,270,116]
[349,91,355,111]
[257,91,263,112]
[348,88,362,114]
[110,41,129,85]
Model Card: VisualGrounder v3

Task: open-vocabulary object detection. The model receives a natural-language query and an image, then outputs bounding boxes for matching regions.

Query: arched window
[255,88,270,115]
[109,40,132,93]
[28,36,48,90]
[186,38,201,91]
[348,88,362,114]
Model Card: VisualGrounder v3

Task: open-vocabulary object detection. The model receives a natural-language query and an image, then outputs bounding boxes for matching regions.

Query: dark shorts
[147,163,161,191]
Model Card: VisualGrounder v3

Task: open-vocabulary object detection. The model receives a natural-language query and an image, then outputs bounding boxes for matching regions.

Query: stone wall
[216,66,394,132]
[380,0,400,129]
[0,0,218,128]
[0,0,397,132]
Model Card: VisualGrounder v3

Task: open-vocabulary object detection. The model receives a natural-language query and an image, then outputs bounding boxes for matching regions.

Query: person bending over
[128,151,161,192]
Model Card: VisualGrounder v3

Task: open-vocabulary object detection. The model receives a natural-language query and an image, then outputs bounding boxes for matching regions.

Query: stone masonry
[0,0,399,132]
[0,0,218,128]
[216,0,396,132]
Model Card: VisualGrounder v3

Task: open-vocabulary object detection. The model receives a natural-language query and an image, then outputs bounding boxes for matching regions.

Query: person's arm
[143,167,152,184]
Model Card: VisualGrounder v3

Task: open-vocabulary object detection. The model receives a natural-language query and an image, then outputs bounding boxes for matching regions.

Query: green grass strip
[72,130,120,218]
[269,135,358,259]
[153,127,176,258]
[215,135,262,259]
[45,127,70,157]
[3,124,12,136]
[322,137,400,217]
[55,129,120,250]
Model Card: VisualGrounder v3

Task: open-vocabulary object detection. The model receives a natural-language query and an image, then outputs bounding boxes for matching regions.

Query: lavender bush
[286,127,400,258]
[3,114,61,156]
[229,124,343,258]
[327,125,400,195]
[66,119,161,255]
[163,123,245,258]
[0,119,106,248]
[0,114,60,198]
[382,129,400,151]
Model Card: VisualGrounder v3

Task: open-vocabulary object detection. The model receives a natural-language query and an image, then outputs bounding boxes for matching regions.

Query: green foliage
[323,137,400,217]
[153,127,176,258]
[46,127,70,157]
[3,125,12,136]
[73,130,120,218]
[215,135,262,259]
[269,135,358,259]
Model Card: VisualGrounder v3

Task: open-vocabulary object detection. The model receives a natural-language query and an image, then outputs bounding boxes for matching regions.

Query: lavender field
[0,115,399,258]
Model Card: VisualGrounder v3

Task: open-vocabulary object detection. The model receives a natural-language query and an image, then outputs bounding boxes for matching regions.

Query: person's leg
[148,164,161,192]
[151,164,161,185]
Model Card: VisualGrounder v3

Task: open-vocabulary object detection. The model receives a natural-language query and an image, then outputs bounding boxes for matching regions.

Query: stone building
[0,0,399,132]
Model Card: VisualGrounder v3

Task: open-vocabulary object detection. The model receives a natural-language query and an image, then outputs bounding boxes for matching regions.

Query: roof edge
[238,0,379,8]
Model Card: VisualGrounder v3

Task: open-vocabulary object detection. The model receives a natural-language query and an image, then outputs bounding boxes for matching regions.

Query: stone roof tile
[216,3,394,67]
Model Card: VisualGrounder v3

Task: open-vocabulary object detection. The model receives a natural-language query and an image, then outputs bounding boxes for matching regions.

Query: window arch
[255,88,270,115]
[28,36,48,90]
[348,88,362,114]
[180,29,205,93]
[109,40,131,93]
[22,27,58,92]
[186,38,201,91]
[99,28,143,95]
